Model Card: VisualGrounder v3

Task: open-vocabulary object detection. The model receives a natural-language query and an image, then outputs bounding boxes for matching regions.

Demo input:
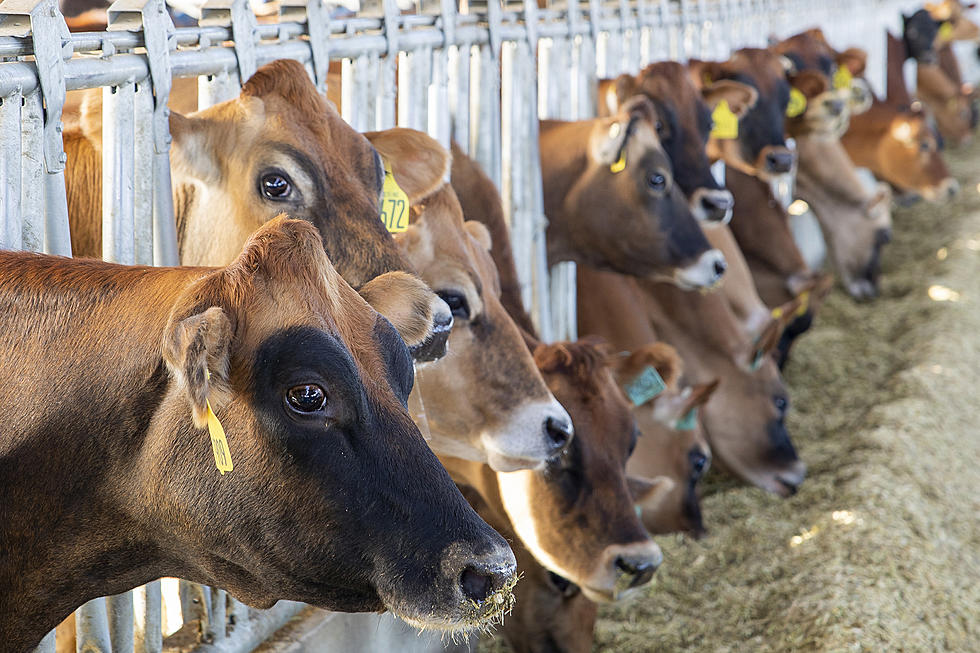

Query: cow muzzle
[583,540,662,602]
[689,187,734,225]
[674,249,727,290]
[762,147,795,174]
[482,398,574,472]
[409,297,454,363]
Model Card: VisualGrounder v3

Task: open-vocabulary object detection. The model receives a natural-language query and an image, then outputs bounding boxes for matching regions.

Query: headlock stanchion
[0,0,923,650]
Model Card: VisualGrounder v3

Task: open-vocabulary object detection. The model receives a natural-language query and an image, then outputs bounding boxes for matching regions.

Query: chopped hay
[484,142,980,653]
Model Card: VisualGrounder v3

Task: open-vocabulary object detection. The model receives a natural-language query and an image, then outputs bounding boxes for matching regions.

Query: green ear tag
[833,66,852,91]
[710,100,739,140]
[786,88,808,118]
[380,159,410,233]
[675,407,698,431]
[624,365,667,406]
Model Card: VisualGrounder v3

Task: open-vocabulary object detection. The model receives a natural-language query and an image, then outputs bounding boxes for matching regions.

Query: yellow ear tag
[771,306,784,320]
[710,100,739,140]
[795,290,810,318]
[833,66,853,91]
[204,370,233,475]
[380,159,410,234]
[786,88,807,118]
[610,151,627,174]
[939,21,953,42]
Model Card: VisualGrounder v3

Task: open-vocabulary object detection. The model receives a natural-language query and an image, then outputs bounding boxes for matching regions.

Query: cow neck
[0,261,208,649]
[794,135,870,207]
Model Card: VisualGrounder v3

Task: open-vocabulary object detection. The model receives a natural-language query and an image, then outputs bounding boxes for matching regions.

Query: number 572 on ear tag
[380,159,410,233]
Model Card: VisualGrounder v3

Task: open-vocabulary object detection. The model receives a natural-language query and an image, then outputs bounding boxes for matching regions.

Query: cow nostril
[874,228,892,247]
[825,99,844,116]
[615,556,657,588]
[765,151,793,173]
[713,258,727,279]
[460,566,494,603]
[544,416,573,451]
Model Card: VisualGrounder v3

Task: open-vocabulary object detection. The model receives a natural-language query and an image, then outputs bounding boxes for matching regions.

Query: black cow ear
[163,307,233,429]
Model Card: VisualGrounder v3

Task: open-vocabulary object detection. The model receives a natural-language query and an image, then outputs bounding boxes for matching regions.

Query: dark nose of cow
[874,227,892,247]
[615,555,658,589]
[700,191,735,222]
[712,257,728,279]
[765,150,794,173]
[824,98,845,116]
[459,556,514,603]
[544,415,573,453]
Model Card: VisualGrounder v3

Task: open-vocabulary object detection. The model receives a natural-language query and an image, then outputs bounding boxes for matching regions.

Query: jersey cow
[373,132,573,471]
[539,96,727,289]
[0,218,516,652]
[64,59,453,362]
[597,61,759,224]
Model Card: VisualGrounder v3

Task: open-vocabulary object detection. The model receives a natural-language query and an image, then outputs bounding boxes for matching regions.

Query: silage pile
[591,144,980,651]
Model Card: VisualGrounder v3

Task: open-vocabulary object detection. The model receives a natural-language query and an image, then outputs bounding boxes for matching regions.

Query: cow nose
[712,256,728,280]
[874,227,892,247]
[824,98,845,116]
[614,555,658,589]
[944,178,960,199]
[544,415,573,452]
[699,190,735,222]
[765,150,794,173]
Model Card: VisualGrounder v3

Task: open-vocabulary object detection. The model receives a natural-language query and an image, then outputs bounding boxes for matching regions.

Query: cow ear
[628,475,675,507]
[163,306,233,429]
[611,342,684,400]
[702,80,759,119]
[365,128,451,203]
[688,59,725,89]
[464,220,493,252]
[837,47,868,76]
[602,73,637,115]
[169,111,219,181]
[679,380,720,416]
[791,71,830,99]
[358,270,436,348]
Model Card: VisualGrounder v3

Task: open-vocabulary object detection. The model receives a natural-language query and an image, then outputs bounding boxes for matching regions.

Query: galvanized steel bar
[33,630,55,653]
[108,591,136,652]
[0,92,22,250]
[101,81,137,264]
[76,597,113,653]
[134,580,163,653]
[20,90,45,252]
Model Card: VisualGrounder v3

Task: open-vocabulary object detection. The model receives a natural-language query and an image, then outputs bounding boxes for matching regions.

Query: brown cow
[578,266,807,496]
[539,96,727,289]
[443,337,663,604]
[0,217,516,652]
[842,99,958,202]
[795,135,893,299]
[64,59,453,361]
[597,62,758,224]
[376,141,573,471]
[917,61,975,146]
[689,48,797,180]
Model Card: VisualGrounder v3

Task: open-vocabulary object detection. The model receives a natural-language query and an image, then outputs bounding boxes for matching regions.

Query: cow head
[164,59,452,362]
[917,61,975,147]
[927,0,980,42]
[599,62,754,225]
[377,142,574,472]
[540,96,726,289]
[691,48,795,180]
[637,281,807,496]
[448,338,662,603]
[153,217,515,631]
[613,343,716,537]
[904,9,942,64]
[842,100,959,203]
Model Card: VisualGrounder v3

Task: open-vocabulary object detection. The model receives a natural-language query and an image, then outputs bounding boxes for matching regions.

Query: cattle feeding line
[0,0,922,651]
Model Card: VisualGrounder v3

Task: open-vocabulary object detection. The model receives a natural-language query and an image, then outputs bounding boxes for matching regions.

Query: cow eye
[437,291,471,320]
[655,119,665,135]
[919,140,931,152]
[286,384,326,413]
[260,172,293,200]
[648,172,668,192]
[689,450,708,480]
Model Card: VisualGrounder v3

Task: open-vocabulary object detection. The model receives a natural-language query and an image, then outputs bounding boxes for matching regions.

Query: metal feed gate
[0,0,917,650]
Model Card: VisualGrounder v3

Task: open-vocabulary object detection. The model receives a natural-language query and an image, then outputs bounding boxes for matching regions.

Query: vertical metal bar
[21,91,45,253]
[76,598,113,653]
[153,152,178,266]
[1,93,23,251]
[205,588,226,643]
[429,47,451,149]
[449,43,471,151]
[133,80,154,265]
[108,591,135,652]
[44,169,71,256]
[102,82,136,264]
[134,580,163,653]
